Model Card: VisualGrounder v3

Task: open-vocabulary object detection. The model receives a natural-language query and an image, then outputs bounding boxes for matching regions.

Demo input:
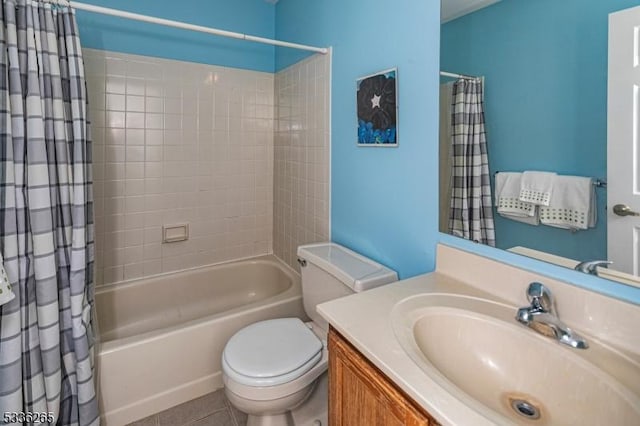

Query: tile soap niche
[163,224,189,243]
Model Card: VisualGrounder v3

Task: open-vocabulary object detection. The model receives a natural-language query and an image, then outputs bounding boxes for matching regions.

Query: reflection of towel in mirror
[0,251,15,307]
[495,172,539,225]
[519,171,557,206]
[540,176,596,230]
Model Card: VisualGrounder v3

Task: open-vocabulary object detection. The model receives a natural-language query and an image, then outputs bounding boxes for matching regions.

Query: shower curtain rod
[52,0,329,54]
[440,71,479,80]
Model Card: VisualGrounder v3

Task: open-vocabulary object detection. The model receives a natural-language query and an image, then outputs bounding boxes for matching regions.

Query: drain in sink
[510,398,541,420]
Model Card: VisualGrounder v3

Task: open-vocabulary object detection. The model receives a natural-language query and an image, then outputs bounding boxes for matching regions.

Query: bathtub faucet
[515,282,588,349]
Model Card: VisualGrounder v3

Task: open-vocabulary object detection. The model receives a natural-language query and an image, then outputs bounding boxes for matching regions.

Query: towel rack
[492,171,607,188]
[592,178,607,188]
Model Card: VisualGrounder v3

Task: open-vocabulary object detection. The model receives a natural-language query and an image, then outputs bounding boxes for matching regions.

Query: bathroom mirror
[438,0,640,286]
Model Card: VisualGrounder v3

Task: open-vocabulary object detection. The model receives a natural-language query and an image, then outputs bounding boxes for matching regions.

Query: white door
[608,5,640,275]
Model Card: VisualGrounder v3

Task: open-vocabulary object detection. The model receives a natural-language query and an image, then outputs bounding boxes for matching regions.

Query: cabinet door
[328,328,433,426]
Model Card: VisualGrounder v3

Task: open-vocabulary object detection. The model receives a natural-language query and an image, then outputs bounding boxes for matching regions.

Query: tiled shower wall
[273,54,331,270]
[84,49,274,285]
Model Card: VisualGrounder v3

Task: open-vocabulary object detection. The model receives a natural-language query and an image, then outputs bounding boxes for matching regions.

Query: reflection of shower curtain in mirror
[448,79,495,246]
[439,83,453,233]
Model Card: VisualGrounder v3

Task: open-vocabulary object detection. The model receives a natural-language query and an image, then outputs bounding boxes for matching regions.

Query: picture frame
[356,68,398,147]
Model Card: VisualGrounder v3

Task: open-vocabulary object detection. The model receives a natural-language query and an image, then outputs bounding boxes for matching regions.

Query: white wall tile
[127,95,145,112]
[107,111,125,128]
[273,53,331,270]
[146,97,163,113]
[126,110,145,129]
[126,78,146,96]
[86,48,274,285]
[105,76,126,94]
[125,129,144,145]
[106,94,125,111]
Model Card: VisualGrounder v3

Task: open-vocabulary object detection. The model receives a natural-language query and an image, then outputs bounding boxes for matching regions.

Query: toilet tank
[296,242,398,330]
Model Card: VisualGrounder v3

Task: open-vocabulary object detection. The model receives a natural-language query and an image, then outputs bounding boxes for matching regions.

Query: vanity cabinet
[328,327,439,426]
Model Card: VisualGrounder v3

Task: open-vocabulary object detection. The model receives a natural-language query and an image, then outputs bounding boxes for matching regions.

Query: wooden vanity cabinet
[328,327,439,426]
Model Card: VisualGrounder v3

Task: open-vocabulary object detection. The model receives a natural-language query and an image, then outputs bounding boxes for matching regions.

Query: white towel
[540,176,596,230]
[0,252,15,307]
[519,171,557,206]
[495,172,539,225]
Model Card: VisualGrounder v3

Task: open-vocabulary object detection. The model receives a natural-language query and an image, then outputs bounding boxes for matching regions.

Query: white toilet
[222,242,398,426]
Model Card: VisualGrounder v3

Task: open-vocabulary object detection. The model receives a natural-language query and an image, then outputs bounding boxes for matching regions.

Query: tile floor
[127,389,247,426]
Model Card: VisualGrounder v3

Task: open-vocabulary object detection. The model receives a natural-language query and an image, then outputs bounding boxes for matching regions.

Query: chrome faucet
[515,282,588,349]
[574,260,613,276]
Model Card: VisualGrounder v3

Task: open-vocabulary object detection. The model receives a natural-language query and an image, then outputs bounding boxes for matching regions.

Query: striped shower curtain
[448,78,496,246]
[0,1,99,425]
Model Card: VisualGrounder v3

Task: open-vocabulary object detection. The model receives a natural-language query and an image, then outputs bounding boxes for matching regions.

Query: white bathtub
[95,255,305,425]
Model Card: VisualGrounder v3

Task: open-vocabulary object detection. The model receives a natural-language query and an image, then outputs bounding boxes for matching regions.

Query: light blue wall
[275,0,441,279]
[75,0,276,72]
[441,0,637,261]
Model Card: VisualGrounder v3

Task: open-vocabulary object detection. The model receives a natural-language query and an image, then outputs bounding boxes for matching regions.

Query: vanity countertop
[317,268,499,426]
[317,244,640,426]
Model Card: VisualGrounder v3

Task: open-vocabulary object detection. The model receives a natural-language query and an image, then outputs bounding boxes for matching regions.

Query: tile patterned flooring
[127,389,247,426]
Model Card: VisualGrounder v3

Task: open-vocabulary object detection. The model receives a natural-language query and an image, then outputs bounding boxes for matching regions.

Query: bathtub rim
[95,254,302,353]
[95,253,298,293]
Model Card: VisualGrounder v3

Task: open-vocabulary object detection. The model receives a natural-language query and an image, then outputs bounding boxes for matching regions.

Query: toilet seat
[222,318,323,387]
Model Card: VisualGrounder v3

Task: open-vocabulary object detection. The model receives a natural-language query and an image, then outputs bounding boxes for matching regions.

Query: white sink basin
[391,294,640,425]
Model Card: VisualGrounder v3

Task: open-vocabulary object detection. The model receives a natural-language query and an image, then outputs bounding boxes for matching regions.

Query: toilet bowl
[223,318,327,426]
[221,243,398,426]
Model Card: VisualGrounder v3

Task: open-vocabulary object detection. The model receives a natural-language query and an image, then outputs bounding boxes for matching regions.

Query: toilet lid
[222,318,323,387]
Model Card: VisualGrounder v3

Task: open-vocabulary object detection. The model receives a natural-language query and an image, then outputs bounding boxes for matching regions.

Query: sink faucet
[574,260,613,276]
[515,282,588,349]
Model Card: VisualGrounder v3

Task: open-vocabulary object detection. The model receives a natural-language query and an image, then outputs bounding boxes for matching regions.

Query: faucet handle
[526,282,555,314]
[574,260,613,275]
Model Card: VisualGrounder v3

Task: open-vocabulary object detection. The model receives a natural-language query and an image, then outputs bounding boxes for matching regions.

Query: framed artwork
[356,68,398,146]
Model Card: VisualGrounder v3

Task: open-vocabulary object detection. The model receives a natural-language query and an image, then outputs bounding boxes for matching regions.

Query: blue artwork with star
[357,69,397,146]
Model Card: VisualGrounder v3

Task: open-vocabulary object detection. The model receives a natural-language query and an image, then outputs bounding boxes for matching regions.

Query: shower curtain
[439,82,453,233]
[0,1,99,425]
[448,78,495,246]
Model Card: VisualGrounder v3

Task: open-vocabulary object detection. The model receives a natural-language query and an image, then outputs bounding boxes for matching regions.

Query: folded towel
[540,176,596,230]
[495,172,539,225]
[0,252,15,307]
[519,171,557,206]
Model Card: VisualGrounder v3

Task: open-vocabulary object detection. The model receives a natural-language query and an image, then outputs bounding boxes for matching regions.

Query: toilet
[222,242,398,426]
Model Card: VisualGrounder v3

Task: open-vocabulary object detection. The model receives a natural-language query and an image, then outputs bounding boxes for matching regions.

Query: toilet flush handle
[297,258,307,267]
